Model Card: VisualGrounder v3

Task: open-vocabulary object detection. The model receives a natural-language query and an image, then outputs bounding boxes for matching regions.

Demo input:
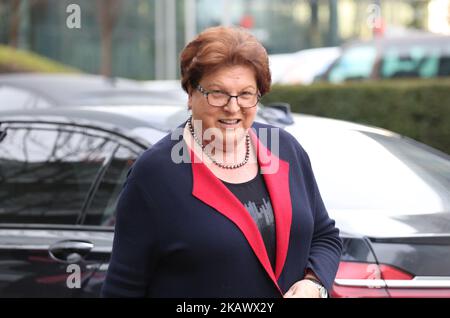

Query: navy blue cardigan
[101,121,342,298]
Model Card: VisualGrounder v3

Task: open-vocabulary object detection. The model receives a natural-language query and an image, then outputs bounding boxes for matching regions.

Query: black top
[222,171,277,270]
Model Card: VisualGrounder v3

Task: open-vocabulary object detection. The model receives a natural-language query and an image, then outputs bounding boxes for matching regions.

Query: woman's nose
[223,96,241,113]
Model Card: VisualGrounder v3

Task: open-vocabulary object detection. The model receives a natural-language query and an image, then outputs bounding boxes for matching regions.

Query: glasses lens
[237,93,258,108]
[207,92,230,107]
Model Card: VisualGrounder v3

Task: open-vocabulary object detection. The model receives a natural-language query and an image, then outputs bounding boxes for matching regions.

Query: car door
[0,121,141,297]
[73,142,144,297]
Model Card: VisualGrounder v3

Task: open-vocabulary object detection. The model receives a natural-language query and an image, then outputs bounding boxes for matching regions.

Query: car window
[328,45,377,82]
[362,132,450,199]
[438,55,450,76]
[287,126,450,216]
[381,44,450,78]
[0,85,52,109]
[0,124,118,225]
[83,145,140,227]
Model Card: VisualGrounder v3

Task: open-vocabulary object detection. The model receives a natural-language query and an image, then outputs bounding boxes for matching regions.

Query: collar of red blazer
[189,128,292,294]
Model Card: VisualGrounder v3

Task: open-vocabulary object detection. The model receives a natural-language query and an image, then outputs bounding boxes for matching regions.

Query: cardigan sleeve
[301,149,343,291]
[101,169,161,297]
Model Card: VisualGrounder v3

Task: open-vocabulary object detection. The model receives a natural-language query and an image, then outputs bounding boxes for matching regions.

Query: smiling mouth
[218,119,241,125]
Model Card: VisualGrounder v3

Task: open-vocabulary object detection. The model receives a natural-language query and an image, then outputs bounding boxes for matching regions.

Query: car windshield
[295,129,450,216]
[328,45,377,82]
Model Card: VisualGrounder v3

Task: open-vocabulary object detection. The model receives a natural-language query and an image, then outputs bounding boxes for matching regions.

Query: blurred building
[0,0,449,80]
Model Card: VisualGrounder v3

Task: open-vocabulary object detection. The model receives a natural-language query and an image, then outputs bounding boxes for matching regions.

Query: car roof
[0,73,186,106]
[343,33,450,49]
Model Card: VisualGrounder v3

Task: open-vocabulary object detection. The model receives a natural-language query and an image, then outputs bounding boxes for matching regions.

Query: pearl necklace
[187,116,250,169]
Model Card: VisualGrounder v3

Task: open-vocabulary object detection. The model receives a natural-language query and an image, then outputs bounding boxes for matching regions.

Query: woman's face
[189,65,258,150]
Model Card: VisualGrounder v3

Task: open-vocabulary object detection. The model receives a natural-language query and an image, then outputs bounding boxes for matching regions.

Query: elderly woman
[101,26,342,298]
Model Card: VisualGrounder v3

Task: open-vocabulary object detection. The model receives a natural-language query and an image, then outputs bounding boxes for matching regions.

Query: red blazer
[102,121,342,297]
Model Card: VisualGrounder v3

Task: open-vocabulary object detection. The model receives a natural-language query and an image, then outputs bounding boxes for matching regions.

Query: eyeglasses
[196,85,260,108]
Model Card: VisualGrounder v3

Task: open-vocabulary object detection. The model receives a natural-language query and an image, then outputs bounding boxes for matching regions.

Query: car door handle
[49,240,94,263]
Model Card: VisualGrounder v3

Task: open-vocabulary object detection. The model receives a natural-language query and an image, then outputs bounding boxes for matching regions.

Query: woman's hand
[283,279,320,298]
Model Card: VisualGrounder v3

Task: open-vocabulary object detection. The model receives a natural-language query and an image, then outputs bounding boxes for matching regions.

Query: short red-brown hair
[180,26,271,96]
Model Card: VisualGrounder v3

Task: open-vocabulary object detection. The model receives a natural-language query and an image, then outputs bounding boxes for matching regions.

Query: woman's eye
[240,92,254,97]
[211,91,228,96]
[211,90,227,95]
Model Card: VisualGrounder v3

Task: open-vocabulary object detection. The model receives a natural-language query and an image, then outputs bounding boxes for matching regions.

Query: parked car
[0,73,187,110]
[0,104,449,297]
[141,80,188,102]
[319,33,450,83]
[269,47,341,85]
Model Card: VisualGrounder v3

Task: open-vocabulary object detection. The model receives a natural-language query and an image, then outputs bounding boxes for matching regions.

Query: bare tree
[9,0,21,47]
[309,0,320,47]
[97,0,122,77]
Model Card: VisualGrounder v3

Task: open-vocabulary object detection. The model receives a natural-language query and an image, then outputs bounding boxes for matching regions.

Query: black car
[0,105,449,297]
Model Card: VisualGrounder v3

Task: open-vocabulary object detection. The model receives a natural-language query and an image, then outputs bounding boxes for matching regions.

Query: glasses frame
[196,85,260,108]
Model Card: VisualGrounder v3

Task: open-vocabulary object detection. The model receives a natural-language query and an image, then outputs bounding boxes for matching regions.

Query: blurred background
[0,0,449,79]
